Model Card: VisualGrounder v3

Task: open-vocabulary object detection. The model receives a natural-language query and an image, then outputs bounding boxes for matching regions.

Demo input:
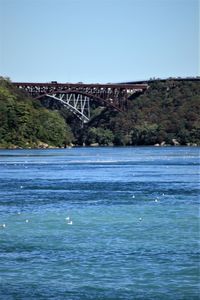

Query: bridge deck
[12,81,149,122]
[13,82,148,89]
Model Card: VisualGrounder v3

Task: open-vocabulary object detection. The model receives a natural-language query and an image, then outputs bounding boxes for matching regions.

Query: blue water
[0,147,199,300]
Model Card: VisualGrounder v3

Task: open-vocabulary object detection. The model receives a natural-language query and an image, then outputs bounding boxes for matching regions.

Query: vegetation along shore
[0,77,199,149]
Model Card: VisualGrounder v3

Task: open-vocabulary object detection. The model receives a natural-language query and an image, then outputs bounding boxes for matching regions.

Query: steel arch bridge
[13,82,148,123]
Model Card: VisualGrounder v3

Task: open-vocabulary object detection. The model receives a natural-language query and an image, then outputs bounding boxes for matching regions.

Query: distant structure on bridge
[13,81,148,123]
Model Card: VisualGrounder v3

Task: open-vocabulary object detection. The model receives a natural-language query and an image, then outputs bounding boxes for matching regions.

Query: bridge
[13,82,148,123]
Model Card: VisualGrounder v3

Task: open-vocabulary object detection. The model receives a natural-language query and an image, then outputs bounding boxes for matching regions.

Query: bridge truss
[13,82,148,123]
[45,92,90,123]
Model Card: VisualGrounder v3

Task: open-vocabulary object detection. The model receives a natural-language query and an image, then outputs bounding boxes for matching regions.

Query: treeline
[0,77,199,148]
[75,79,200,146]
[0,77,74,148]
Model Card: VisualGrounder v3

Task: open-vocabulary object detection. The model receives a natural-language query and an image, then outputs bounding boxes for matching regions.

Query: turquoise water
[0,147,199,300]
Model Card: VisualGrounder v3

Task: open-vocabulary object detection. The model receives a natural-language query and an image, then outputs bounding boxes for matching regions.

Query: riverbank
[0,142,198,150]
[1,77,200,148]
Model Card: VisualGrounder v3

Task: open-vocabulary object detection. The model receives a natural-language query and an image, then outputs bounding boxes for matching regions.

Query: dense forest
[0,77,199,148]
[0,78,73,148]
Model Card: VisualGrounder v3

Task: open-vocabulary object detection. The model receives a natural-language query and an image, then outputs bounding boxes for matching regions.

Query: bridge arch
[36,90,122,123]
[13,81,149,123]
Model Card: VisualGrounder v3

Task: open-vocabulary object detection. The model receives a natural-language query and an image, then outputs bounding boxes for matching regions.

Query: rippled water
[0,147,199,299]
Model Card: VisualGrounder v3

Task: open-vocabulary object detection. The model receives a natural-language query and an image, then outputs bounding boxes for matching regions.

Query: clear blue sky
[0,0,199,83]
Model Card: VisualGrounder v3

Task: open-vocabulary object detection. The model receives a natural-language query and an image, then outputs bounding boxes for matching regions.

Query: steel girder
[46,93,90,123]
[13,82,148,122]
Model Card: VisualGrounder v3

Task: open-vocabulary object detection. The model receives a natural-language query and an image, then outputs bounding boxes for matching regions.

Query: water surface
[0,147,199,299]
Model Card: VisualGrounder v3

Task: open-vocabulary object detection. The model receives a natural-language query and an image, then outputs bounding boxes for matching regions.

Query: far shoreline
[0,144,199,150]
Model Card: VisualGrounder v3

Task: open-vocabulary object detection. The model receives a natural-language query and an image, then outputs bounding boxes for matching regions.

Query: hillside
[0,77,199,148]
[0,77,74,148]
[77,79,200,146]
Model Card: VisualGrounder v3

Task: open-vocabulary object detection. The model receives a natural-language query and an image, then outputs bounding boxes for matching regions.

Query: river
[0,147,199,299]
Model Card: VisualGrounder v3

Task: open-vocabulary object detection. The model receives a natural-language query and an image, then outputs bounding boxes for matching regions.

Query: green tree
[0,77,74,148]
[86,127,114,145]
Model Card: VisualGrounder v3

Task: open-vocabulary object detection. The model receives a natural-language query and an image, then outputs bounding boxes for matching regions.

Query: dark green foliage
[85,127,114,145]
[80,79,200,146]
[0,77,74,148]
[0,77,199,147]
